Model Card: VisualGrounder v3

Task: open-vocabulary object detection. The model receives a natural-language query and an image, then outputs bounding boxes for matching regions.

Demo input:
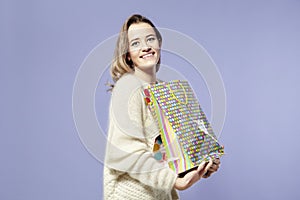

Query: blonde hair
[110,14,162,87]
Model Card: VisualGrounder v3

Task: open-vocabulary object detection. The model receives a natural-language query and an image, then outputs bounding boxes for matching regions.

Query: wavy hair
[109,14,162,87]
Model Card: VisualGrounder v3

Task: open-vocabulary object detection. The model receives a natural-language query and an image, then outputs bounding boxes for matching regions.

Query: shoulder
[110,73,145,112]
[114,73,142,88]
[112,73,145,98]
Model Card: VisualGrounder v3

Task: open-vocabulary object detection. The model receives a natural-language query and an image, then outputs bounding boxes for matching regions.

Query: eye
[131,41,140,47]
[147,36,156,42]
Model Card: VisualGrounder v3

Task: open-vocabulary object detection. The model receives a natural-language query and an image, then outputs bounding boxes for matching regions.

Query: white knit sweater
[104,73,179,200]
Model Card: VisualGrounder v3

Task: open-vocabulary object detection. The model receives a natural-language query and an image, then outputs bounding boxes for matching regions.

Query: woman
[104,14,220,200]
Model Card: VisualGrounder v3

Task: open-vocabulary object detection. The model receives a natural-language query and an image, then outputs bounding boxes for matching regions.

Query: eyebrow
[129,34,156,43]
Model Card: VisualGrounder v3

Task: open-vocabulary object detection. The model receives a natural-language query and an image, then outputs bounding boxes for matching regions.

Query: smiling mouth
[140,52,155,59]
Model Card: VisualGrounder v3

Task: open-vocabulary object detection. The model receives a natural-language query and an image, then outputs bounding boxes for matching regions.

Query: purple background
[1,0,300,199]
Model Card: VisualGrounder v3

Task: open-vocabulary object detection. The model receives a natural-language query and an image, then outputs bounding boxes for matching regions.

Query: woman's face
[127,22,160,71]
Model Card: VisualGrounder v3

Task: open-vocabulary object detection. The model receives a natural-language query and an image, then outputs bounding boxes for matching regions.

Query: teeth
[142,53,153,58]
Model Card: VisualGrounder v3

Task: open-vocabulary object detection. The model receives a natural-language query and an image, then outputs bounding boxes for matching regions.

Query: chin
[140,58,159,66]
[136,62,157,71]
[141,62,157,67]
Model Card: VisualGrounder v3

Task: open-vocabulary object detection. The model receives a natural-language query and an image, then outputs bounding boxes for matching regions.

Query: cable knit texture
[104,73,179,200]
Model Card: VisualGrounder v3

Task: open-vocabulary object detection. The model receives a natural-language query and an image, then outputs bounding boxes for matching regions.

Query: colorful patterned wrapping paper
[143,80,225,176]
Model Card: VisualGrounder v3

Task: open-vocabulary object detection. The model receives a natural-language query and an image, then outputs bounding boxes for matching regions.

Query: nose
[142,46,151,52]
[141,40,151,51]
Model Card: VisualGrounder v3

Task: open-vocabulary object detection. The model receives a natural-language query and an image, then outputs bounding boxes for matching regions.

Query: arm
[105,115,177,191]
[105,75,177,191]
[174,159,213,190]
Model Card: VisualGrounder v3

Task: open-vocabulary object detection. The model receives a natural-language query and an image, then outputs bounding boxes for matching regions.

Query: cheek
[129,51,139,65]
[155,43,161,57]
[128,50,140,63]
[155,40,161,49]
[156,50,161,60]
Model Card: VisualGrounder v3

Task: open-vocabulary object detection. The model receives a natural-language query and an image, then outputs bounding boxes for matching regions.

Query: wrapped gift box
[143,80,224,176]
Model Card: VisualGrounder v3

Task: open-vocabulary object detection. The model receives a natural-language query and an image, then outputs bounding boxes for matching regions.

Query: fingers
[196,160,208,172]
[175,158,222,190]
[202,171,212,178]
[196,159,212,177]
[197,158,221,179]
[208,163,219,172]
[203,158,221,178]
[213,158,220,165]
[205,159,213,172]
[196,161,209,177]
[208,158,221,172]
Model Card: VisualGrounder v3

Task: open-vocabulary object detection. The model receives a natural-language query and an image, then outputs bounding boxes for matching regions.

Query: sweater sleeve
[104,74,177,191]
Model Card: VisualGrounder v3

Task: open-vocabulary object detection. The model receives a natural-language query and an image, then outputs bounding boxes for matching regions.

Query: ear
[126,53,131,61]
[126,53,133,68]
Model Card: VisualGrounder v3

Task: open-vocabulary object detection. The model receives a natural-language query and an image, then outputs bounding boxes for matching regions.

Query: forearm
[129,165,177,191]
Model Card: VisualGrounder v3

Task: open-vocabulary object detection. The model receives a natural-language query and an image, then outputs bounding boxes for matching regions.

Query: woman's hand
[202,158,221,178]
[174,159,213,190]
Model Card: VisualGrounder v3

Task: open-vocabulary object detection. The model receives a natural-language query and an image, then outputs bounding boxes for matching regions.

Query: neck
[133,66,157,83]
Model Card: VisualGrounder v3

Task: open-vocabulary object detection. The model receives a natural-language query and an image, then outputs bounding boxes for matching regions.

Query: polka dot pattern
[144,80,224,174]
